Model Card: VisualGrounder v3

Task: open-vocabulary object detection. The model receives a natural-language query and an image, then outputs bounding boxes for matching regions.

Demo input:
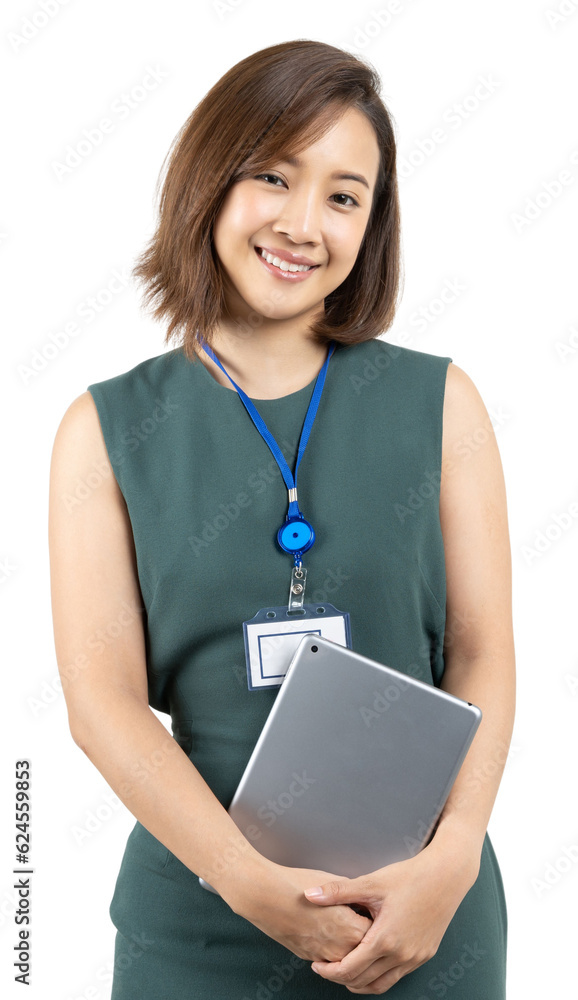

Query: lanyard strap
[199,338,336,518]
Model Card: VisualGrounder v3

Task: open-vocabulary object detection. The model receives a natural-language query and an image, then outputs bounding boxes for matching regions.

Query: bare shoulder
[52,390,109,469]
[440,360,509,561]
[50,390,125,505]
[441,362,504,478]
[442,362,491,443]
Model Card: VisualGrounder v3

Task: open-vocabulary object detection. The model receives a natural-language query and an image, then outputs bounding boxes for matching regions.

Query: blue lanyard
[199,338,336,563]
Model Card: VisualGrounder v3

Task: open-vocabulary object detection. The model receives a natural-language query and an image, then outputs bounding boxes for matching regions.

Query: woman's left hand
[302,840,479,994]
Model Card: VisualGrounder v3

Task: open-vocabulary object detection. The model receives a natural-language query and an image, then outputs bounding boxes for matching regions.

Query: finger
[345,962,412,994]
[311,902,372,949]
[304,876,373,906]
[311,935,383,982]
[304,880,347,904]
[314,957,406,993]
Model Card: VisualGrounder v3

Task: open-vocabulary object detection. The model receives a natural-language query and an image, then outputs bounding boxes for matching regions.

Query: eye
[254,174,360,208]
[332,193,359,208]
[255,173,285,187]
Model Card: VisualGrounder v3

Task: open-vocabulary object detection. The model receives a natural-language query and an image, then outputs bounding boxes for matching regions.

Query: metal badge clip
[288,563,307,612]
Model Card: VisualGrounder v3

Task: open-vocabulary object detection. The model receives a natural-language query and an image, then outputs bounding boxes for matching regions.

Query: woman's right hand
[228,863,373,963]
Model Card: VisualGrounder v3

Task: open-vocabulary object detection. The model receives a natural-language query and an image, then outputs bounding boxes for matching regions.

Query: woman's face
[212,106,381,329]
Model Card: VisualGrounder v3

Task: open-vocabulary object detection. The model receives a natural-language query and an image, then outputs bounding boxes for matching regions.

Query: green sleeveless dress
[87,337,507,999]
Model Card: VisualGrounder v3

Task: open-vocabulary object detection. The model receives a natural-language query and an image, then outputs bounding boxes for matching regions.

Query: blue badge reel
[277,515,315,556]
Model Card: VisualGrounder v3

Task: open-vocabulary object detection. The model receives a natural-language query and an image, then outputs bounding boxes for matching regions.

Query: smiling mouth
[254,246,320,272]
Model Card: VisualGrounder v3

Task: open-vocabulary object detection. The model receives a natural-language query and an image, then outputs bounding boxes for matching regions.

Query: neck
[196,326,331,400]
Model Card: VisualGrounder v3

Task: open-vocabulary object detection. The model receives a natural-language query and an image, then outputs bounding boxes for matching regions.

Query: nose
[271,186,323,247]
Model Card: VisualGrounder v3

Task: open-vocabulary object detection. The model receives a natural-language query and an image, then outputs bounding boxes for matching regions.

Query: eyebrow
[277,155,370,190]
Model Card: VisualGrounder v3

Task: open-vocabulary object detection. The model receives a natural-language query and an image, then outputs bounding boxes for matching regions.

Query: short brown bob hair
[132,39,402,361]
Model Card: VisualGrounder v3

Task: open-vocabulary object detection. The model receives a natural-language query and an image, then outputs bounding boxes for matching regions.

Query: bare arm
[429,362,516,875]
[48,392,370,960]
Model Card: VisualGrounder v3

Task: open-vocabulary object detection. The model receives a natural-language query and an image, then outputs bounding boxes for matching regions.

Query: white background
[1,0,577,997]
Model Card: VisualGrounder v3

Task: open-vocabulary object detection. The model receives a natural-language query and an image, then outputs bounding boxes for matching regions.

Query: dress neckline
[193,350,328,405]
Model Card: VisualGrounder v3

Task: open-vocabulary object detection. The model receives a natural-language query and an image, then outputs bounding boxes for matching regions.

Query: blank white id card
[243,604,351,691]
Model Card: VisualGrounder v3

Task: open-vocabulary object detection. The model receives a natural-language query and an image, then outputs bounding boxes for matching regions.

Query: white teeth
[258,248,313,272]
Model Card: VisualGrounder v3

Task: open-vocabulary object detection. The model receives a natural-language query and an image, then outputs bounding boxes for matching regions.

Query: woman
[49,39,515,997]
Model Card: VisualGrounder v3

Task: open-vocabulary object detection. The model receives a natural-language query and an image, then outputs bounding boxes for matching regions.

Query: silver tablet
[199,634,481,894]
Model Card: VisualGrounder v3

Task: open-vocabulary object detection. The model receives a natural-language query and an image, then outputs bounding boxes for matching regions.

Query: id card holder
[243,603,352,691]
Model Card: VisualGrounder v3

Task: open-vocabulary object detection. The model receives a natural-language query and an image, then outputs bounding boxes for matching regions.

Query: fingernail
[304,886,324,897]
